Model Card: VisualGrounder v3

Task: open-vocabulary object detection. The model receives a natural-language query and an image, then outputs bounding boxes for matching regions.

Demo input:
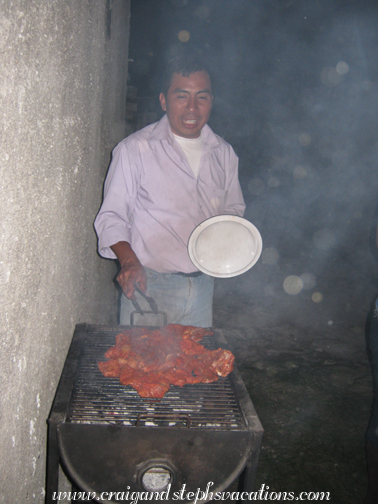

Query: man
[94,54,245,327]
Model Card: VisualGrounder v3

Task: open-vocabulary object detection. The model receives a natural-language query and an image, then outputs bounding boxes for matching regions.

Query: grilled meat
[98,324,235,398]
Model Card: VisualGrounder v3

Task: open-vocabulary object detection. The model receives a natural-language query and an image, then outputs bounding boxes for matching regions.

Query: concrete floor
[213,255,375,503]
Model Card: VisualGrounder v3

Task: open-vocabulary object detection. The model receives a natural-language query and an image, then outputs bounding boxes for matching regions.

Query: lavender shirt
[94,114,246,273]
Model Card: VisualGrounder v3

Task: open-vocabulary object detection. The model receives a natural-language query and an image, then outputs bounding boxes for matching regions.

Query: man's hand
[110,242,147,299]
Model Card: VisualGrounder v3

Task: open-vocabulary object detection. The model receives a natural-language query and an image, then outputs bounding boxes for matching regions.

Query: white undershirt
[173,132,204,178]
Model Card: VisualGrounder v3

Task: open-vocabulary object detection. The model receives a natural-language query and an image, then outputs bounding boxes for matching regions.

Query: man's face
[159,71,213,139]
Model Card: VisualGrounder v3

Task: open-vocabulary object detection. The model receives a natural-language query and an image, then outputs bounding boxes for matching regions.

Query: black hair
[160,52,211,96]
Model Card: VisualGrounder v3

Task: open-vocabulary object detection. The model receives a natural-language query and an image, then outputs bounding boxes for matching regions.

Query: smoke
[209,1,378,313]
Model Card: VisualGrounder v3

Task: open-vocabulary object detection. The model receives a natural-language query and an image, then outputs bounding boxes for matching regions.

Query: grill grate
[66,326,246,430]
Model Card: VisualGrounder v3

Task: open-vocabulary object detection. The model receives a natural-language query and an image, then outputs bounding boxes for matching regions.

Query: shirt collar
[148,114,220,148]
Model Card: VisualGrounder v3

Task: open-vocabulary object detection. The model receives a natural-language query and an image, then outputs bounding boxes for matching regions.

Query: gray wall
[0,1,130,502]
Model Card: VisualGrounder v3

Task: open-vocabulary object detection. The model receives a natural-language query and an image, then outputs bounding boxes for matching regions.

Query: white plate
[188,215,263,278]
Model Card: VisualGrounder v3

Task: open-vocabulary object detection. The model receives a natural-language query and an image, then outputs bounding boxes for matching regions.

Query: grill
[46,323,263,503]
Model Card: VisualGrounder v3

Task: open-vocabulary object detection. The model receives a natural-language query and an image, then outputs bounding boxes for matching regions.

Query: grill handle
[136,413,191,428]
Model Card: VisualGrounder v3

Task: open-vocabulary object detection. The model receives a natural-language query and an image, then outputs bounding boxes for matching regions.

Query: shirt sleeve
[94,140,140,259]
[222,147,246,217]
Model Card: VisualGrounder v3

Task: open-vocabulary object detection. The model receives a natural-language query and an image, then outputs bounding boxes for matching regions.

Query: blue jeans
[366,296,378,446]
[119,269,214,327]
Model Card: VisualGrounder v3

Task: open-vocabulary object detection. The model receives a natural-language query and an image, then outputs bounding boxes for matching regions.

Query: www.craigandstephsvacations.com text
[52,482,331,502]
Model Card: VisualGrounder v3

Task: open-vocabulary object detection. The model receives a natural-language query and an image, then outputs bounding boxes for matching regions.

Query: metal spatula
[134,285,159,314]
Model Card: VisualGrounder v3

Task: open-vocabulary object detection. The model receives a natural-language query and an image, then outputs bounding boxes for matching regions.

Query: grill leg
[240,457,258,492]
[240,433,263,492]
[71,482,93,503]
[45,424,60,504]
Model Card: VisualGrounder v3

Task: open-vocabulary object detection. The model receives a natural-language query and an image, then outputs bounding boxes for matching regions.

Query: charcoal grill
[46,324,263,503]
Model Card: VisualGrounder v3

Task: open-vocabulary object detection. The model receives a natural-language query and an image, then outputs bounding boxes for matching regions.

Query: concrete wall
[0,1,130,502]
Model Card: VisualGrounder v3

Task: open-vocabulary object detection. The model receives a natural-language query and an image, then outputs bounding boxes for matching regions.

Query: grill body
[46,324,263,503]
